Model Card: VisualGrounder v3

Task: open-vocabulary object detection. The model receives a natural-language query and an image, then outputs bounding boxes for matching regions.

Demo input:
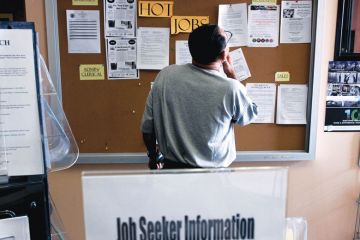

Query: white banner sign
[82,168,288,240]
[0,29,44,176]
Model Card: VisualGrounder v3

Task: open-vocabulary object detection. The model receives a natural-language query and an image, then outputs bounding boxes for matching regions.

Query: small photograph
[326,100,343,107]
[341,84,352,95]
[125,61,136,69]
[356,62,360,72]
[328,72,339,83]
[326,96,360,107]
[345,61,356,71]
[121,21,132,29]
[334,61,346,71]
[327,84,360,96]
[108,20,115,28]
[110,63,117,70]
[328,61,360,72]
[328,84,341,96]
[283,9,294,18]
[250,5,268,10]
[343,100,360,107]
[338,72,358,84]
[328,61,336,71]
[350,85,360,96]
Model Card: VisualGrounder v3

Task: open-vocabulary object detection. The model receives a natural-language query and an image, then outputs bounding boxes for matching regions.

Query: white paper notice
[175,40,192,65]
[246,83,276,123]
[0,216,30,240]
[248,5,280,47]
[218,3,248,47]
[229,48,251,81]
[106,38,139,79]
[280,1,312,43]
[137,27,170,70]
[0,29,44,176]
[104,0,137,37]
[66,10,101,53]
[276,84,308,124]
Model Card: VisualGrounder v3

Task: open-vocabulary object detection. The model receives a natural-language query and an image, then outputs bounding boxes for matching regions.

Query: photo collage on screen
[327,61,360,108]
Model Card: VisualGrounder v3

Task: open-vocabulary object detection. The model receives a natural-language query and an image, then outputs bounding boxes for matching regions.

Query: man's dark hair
[188,24,227,64]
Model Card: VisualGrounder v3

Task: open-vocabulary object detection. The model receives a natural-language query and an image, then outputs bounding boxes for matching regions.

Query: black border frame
[0,21,51,240]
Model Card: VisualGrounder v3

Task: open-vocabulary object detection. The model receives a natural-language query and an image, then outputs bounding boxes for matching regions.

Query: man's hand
[222,55,237,80]
[148,157,163,169]
[148,158,159,169]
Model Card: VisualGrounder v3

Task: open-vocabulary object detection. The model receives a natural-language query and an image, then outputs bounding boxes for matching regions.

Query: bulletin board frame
[44,0,323,163]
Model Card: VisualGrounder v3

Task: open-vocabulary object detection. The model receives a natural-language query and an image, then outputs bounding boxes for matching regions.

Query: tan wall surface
[25,0,360,239]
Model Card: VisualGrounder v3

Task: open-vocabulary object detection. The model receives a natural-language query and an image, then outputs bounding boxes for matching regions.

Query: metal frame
[45,0,62,102]
[45,0,323,163]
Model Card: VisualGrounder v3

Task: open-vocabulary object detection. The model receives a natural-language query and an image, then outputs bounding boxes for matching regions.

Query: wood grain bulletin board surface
[56,0,311,154]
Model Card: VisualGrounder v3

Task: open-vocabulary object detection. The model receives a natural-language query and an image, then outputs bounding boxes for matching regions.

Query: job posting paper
[276,84,308,124]
[280,1,312,43]
[246,83,276,123]
[218,3,248,47]
[248,5,280,47]
[175,40,192,65]
[66,10,101,53]
[137,27,170,70]
[229,48,251,81]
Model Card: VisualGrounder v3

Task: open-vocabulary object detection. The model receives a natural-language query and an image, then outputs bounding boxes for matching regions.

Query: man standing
[141,24,258,169]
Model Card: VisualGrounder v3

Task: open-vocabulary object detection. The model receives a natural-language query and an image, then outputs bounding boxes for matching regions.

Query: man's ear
[219,51,227,63]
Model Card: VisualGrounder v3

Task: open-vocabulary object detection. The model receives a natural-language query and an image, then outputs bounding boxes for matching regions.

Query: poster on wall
[280,0,312,43]
[104,0,137,37]
[325,61,360,131]
[247,5,280,47]
[106,37,139,79]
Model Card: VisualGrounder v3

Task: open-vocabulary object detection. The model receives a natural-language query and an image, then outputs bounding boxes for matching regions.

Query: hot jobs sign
[171,16,209,34]
[138,1,174,17]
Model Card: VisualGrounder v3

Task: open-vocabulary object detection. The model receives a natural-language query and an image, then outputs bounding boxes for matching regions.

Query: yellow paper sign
[252,0,277,5]
[139,1,173,17]
[72,0,98,6]
[171,16,209,34]
[80,64,104,80]
[275,72,290,82]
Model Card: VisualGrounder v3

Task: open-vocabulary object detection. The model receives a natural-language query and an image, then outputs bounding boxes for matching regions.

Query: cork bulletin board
[52,0,316,160]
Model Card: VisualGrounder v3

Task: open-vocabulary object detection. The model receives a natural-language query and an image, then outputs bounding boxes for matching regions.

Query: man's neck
[192,60,222,71]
